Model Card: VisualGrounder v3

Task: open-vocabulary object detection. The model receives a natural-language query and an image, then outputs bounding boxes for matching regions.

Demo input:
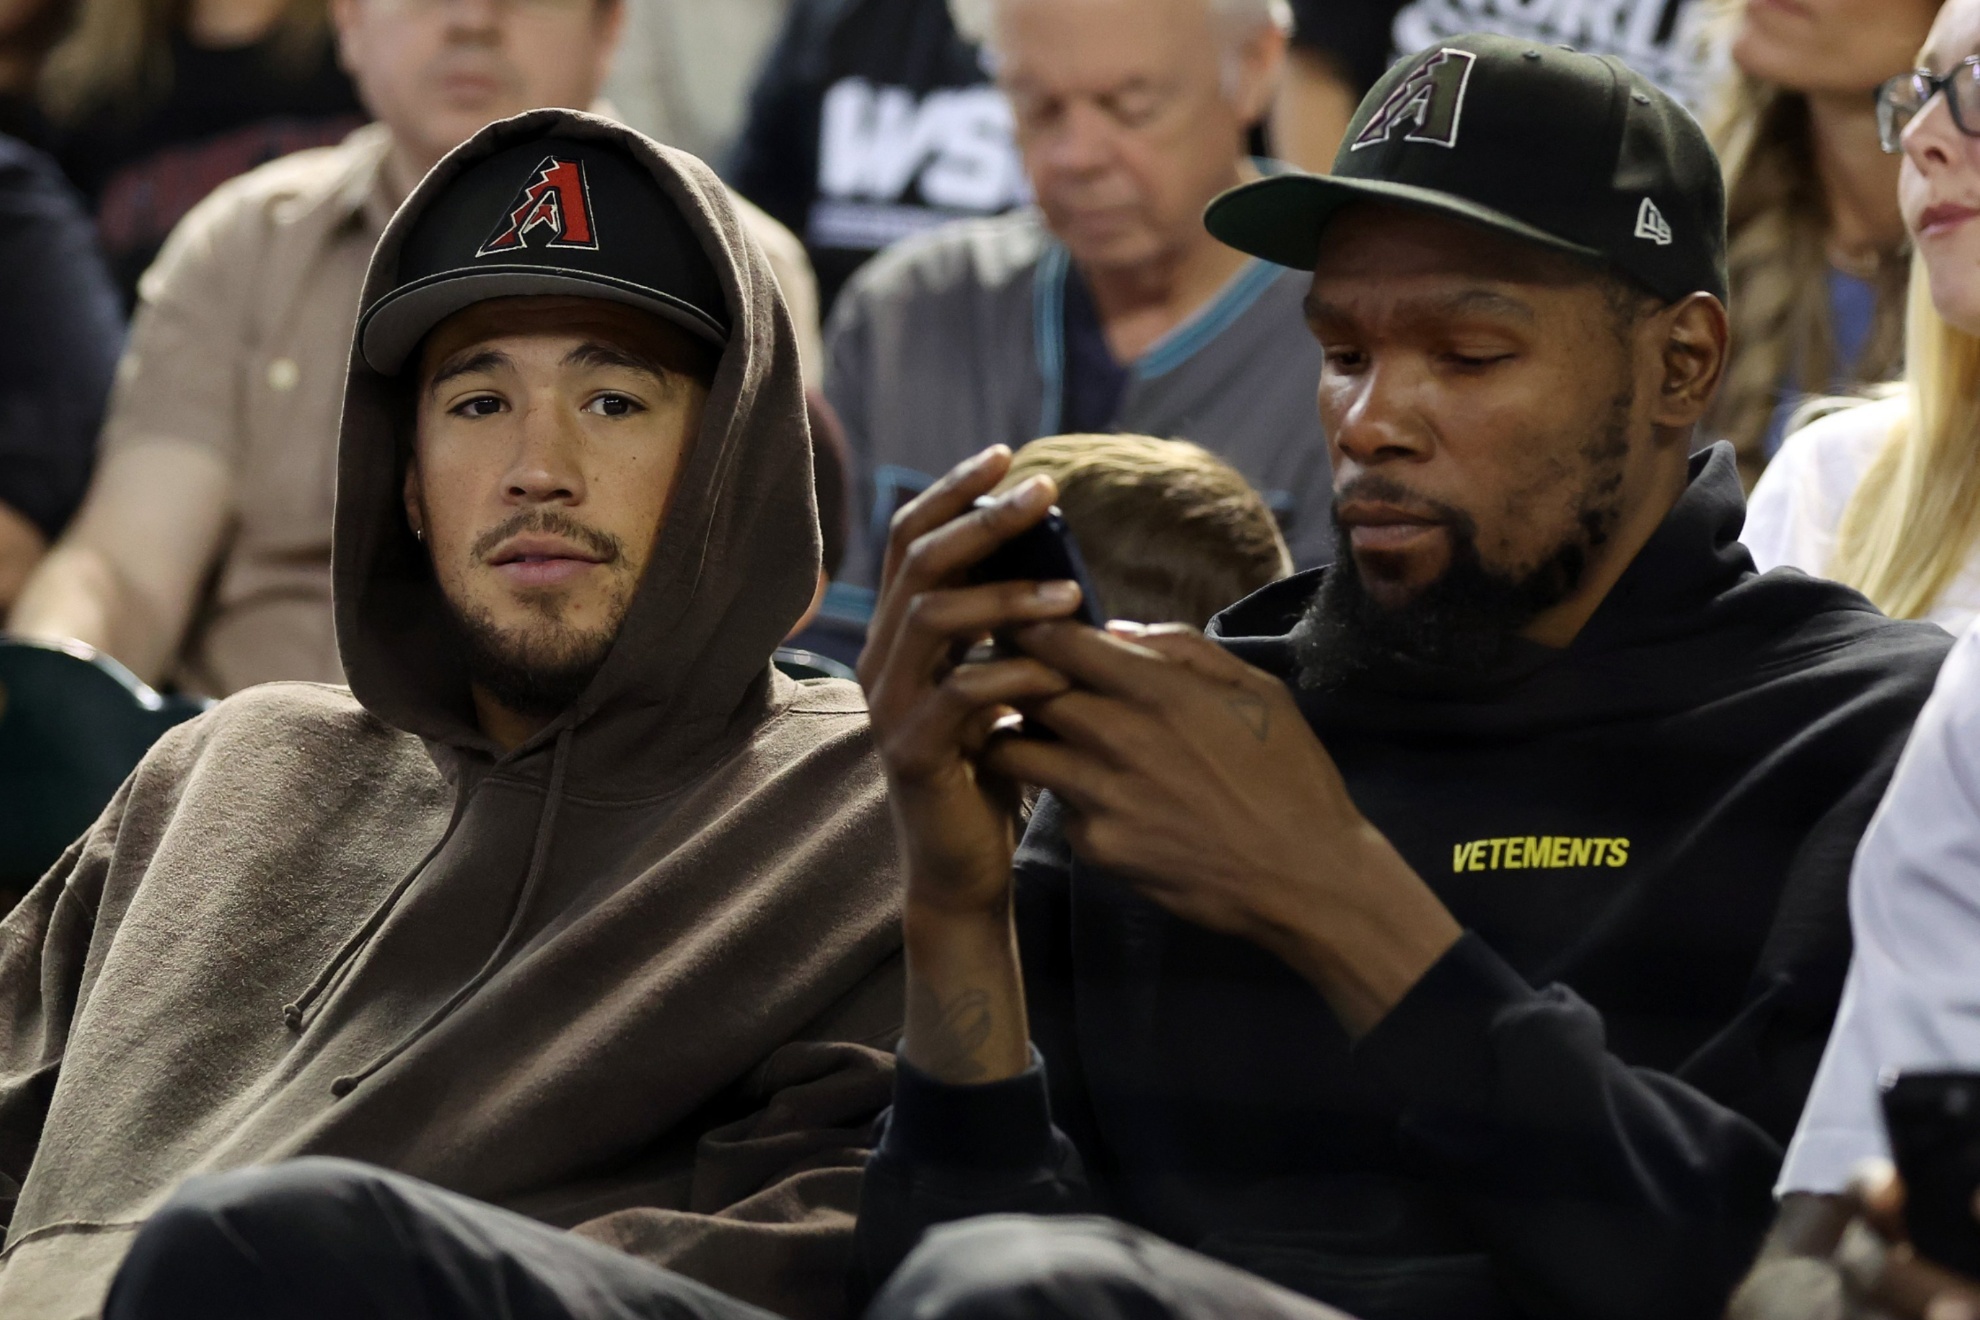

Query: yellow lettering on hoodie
[1448,835,1634,872]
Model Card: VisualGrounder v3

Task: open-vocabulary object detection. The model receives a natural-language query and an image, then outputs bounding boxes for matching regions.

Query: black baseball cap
[1205,34,1727,304]
[359,134,730,375]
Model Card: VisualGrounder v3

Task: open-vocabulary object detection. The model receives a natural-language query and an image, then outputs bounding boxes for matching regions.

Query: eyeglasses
[1877,57,1980,153]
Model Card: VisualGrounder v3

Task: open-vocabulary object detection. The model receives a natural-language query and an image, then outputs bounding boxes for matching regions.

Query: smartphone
[961,498,1102,740]
[964,497,1102,627]
[1882,1070,1980,1277]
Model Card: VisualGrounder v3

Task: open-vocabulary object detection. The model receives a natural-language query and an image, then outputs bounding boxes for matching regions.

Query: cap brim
[359,267,729,375]
[1205,172,1606,272]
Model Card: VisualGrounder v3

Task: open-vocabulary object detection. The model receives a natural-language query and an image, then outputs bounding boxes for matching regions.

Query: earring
[414,527,425,544]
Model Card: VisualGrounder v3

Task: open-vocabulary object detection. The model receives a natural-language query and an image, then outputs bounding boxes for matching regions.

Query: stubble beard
[1295,383,1635,691]
[438,509,637,721]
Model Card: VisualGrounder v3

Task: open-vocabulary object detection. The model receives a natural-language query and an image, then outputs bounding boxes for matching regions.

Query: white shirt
[1744,396,1980,636]
[1776,616,1980,1194]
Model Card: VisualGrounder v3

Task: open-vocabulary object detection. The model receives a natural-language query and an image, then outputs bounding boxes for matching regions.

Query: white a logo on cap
[1350,48,1477,152]
[1635,197,1673,246]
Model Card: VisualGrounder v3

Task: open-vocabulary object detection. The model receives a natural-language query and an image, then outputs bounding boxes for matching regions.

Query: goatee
[437,509,632,721]
[447,604,620,721]
[1295,388,1633,691]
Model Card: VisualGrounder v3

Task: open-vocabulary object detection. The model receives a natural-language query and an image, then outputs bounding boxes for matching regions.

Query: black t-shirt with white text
[727,0,1029,313]
[1388,0,1714,107]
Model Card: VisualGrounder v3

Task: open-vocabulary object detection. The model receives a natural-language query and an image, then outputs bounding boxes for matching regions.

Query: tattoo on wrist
[1226,691,1270,742]
[908,982,995,1081]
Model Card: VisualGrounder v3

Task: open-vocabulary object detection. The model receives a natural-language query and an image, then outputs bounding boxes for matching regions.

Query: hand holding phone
[963,496,1102,627]
[961,496,1102,739]
[1882,1070,1980,1277]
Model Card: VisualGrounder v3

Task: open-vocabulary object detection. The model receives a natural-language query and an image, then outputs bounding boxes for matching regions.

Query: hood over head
[334,108,819,782]
[277,111,887,1119]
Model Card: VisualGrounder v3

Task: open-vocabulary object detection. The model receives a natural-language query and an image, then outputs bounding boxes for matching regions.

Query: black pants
[865,1215,1356,1320]
[104,1157,777,1320]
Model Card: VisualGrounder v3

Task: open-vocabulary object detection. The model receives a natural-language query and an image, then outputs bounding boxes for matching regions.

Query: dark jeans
[865,1215,1357,1320]
[104,1157,777,1320]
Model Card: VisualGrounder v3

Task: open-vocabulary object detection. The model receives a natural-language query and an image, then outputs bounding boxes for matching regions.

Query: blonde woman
[1706,0,1940,482]
[40,0,361,303]
[1746,0,1980,633]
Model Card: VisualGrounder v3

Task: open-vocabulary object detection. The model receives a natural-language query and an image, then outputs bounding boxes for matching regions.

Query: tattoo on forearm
[908,982,995,1081]
[1226,691,1270,742]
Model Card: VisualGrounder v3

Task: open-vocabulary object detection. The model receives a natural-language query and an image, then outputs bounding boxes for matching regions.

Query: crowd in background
[6,0,1980,1315]
[4,0,1974,670]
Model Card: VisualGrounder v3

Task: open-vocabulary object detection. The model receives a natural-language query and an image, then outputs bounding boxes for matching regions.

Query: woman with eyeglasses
[1705,0,1941,483]
[1745,2,1980,632]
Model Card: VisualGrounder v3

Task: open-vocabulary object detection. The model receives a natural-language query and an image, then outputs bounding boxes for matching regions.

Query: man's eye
[452,396,504,418]
[585,393,644,417]
[1105,94,1160,127]
[1445,352,1513,369]
[1323,349,1367,371]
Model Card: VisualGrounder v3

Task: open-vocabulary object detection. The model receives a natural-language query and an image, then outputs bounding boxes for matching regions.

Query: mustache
[469,509,625,565]
[1331,474,1469,527]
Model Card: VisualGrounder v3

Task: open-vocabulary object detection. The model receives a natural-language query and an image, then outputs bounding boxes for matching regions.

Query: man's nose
[440,0,503,39]
[1033,101,1118,178]
[1328,363,1434,470]
[504,402,586,504]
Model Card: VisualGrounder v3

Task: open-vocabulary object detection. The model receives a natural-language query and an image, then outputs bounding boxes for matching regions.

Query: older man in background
[824,0,1331,590]
[6,0,819,698]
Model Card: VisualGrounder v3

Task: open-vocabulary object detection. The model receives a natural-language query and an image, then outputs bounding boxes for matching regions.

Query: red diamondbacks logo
[476,156,600,257]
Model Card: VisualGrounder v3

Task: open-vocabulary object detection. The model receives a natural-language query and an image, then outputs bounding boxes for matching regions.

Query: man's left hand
[985,621,1462,1038]
[1838,1164,1980,1320]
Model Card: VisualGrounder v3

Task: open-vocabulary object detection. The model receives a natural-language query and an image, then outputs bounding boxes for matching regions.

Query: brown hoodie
[0,110,902,1320]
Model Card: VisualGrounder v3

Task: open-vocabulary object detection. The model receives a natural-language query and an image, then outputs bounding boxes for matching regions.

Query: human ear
[1647,293,1728,431]
[402,458,426,544]
[1227,19,1289,126]
[328,0,363,77]
[591,0,627,94]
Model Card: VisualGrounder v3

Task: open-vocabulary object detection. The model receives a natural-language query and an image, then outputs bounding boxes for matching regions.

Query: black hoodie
[855,445,1951,1320]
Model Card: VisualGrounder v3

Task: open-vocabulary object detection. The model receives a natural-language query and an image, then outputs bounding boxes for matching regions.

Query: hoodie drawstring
[282,793,468,1034]
[328,725,574,1098]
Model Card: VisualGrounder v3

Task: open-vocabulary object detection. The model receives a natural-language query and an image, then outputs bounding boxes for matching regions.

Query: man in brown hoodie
[0,110,901,1320]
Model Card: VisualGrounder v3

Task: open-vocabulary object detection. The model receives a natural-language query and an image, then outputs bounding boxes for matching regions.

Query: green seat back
[0,638,208,891]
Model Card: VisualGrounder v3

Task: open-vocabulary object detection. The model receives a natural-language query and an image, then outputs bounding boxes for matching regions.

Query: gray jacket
[824,209,1334,588]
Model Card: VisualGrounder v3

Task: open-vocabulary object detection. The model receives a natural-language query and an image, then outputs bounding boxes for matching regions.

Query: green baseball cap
[1205,33,1727,304]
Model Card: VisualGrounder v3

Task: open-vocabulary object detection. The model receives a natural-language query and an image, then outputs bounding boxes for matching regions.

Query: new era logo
[477,156,600,258]
[1634,197,1672,246]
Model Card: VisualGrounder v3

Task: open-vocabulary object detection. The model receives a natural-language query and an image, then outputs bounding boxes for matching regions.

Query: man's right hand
[857,446,1084,1083]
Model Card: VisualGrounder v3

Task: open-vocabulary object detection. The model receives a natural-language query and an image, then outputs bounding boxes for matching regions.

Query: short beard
[438,509,633,721]
[1295,385,1634,692]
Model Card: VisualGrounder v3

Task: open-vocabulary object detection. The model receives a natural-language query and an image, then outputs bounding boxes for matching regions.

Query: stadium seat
[773,646,857,682]
[0,637,209,900]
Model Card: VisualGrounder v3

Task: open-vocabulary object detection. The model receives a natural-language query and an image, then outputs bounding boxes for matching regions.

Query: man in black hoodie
[851,34,1953,1320]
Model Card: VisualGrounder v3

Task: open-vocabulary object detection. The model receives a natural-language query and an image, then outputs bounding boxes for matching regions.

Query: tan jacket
[104,122,821,697]
[0,111,893,1319]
